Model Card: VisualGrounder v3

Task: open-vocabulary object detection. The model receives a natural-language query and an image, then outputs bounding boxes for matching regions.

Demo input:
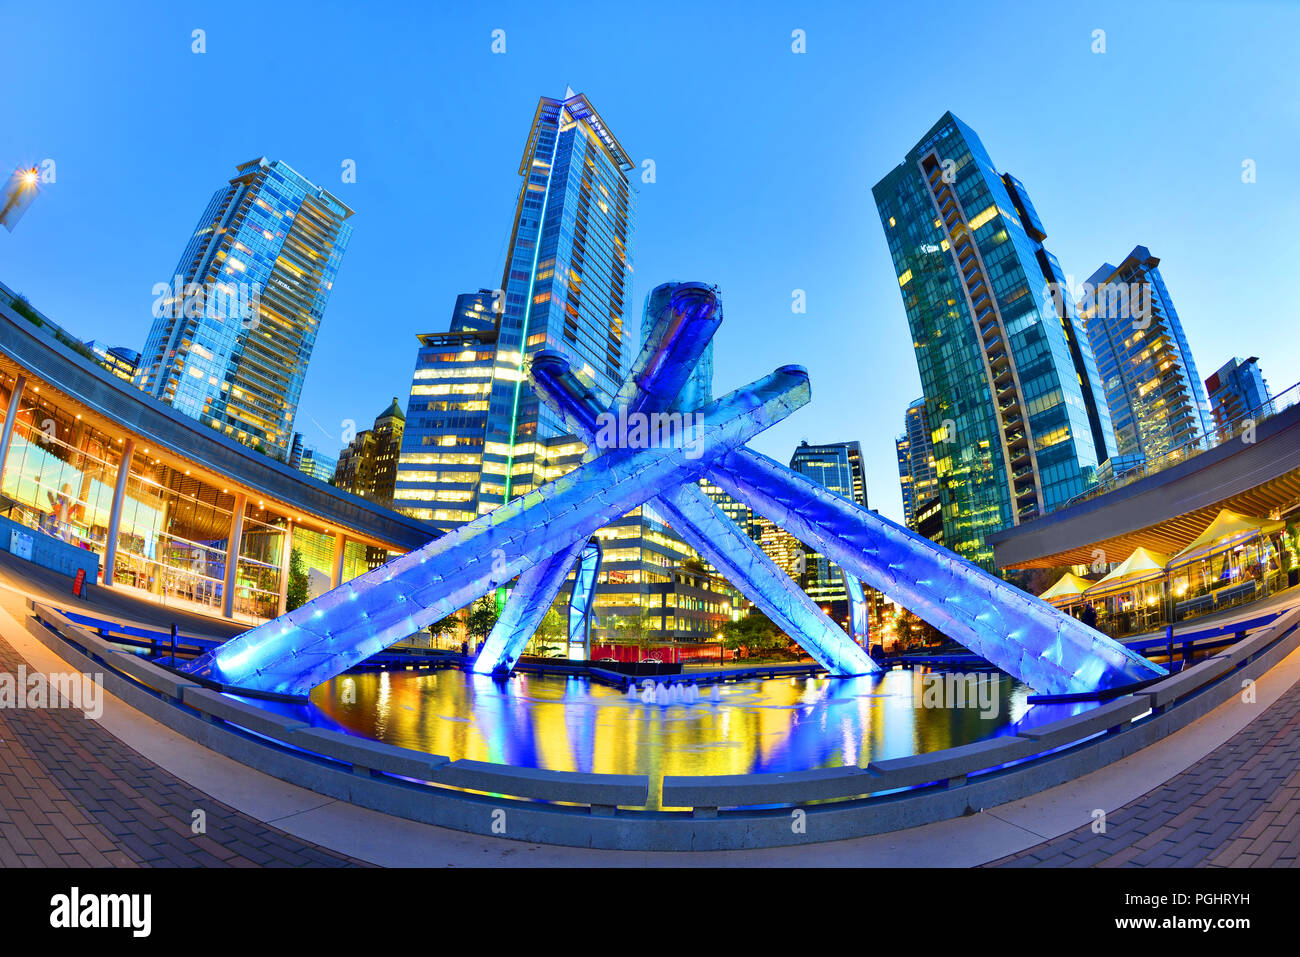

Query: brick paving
[986,674,1300,867]
[0,632,368,868]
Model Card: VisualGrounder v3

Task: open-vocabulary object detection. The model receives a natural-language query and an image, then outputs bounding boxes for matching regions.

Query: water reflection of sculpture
[185,285,1165,699]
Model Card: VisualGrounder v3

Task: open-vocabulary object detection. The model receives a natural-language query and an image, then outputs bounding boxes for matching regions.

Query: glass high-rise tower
[479,91,635,512]
[1206,356,1273,431]
[1078,246,1211,464]
[896,397,939,527]
[788,441,867,607]
[392,290,500,531]
[137,157,353,454]
[872,112,1116,568]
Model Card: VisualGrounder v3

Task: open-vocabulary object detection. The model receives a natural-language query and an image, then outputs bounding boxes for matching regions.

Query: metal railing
[1063,379,1300,509]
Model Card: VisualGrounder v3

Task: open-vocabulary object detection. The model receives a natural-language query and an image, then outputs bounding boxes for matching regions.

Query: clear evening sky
[4,0,1297,524]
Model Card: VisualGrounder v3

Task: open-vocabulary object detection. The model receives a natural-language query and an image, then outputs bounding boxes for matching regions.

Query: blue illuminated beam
[473,539,589,676]
[843,572,868,647]
[567,539,601,658]
[708,449,1166,694]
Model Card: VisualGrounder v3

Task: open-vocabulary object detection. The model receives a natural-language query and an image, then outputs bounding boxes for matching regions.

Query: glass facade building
[0,285,431,626]
[1078,246,1211,463]
[393,290,502,532]
[479,92,635,513]
[788,440,867,607]
[297,446,336,484]
[1206,356,1273,430]
[872,112,1116,568]
[136,157,353,455]
[896,396,939,528]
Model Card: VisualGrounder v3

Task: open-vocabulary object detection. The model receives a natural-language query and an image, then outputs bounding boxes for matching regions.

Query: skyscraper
[1078,246,1211,463]
[297,447,337,484]
[137,157,353,454]
[478,91,635,513]
[896,397,939,527]
[333,398,405,507]
[392,290,500,531]
[872,112,1116,567]
[788,441,867,609]
[1206,356,1273,431]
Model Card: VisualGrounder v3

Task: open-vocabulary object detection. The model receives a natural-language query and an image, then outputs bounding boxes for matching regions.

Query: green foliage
[465,596,499,643]
[285,547,310,612]
[429,612,460,638]
[721,610,788,659]
[679,556,707,576]
[529,606,567,656]
[10,294,43,327]
[608,612,655,651]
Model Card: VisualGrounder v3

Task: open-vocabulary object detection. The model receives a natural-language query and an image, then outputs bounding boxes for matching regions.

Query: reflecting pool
[267,667,1096,805]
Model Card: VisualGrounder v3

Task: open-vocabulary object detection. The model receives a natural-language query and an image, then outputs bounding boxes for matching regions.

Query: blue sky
[3,0,1297,524]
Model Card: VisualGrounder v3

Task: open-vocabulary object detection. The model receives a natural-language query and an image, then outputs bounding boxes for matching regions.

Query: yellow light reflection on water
[310,666,1031,802]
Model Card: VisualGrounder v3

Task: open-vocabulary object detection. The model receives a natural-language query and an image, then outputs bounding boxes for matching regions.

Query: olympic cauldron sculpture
[185,283,1164,698]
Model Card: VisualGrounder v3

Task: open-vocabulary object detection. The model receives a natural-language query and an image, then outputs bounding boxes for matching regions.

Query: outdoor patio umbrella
[1038,571,1095,607]
[1165,508,1284,572]
[1082,547,1171,601]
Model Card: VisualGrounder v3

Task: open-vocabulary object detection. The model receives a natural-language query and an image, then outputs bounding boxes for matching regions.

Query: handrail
[1061,378,1300,509]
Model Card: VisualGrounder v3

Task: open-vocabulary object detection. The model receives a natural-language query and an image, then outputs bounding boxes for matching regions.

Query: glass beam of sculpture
[566,539,601,656]
[182,364,811,697]
[476,283,877,678]
[843,573,868,646]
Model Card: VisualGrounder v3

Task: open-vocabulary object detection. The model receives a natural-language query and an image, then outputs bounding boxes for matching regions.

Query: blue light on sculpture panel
[707,448,1165,694]
[843,573,868,646]
[567,539,601,659]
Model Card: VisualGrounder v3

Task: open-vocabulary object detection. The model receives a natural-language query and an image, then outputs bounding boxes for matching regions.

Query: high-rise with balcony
[1077,246,1211,464]
[872,112,1116,567]
[896,397,939,527]
[392,290,500,531]
[136,157,353,455]
[1206,356,1273,431]
[478,91,635,514]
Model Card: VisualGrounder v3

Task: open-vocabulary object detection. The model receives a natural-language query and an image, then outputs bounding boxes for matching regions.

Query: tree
[465,596,499,645]
[609,612,655,656]
[285,547,310,612]
[680,557,707,577]
[721,610,784,660]
[428,611,461,646]
[529,606,567,657]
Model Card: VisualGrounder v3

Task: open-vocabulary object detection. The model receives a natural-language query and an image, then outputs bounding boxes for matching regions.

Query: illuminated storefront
[0,289,434,624]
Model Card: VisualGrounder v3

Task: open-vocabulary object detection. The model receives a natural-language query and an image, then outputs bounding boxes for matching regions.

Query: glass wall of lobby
[0,372,371,624]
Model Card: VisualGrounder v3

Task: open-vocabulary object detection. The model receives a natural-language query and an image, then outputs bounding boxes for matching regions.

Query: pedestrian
[1081,602,1098,629]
